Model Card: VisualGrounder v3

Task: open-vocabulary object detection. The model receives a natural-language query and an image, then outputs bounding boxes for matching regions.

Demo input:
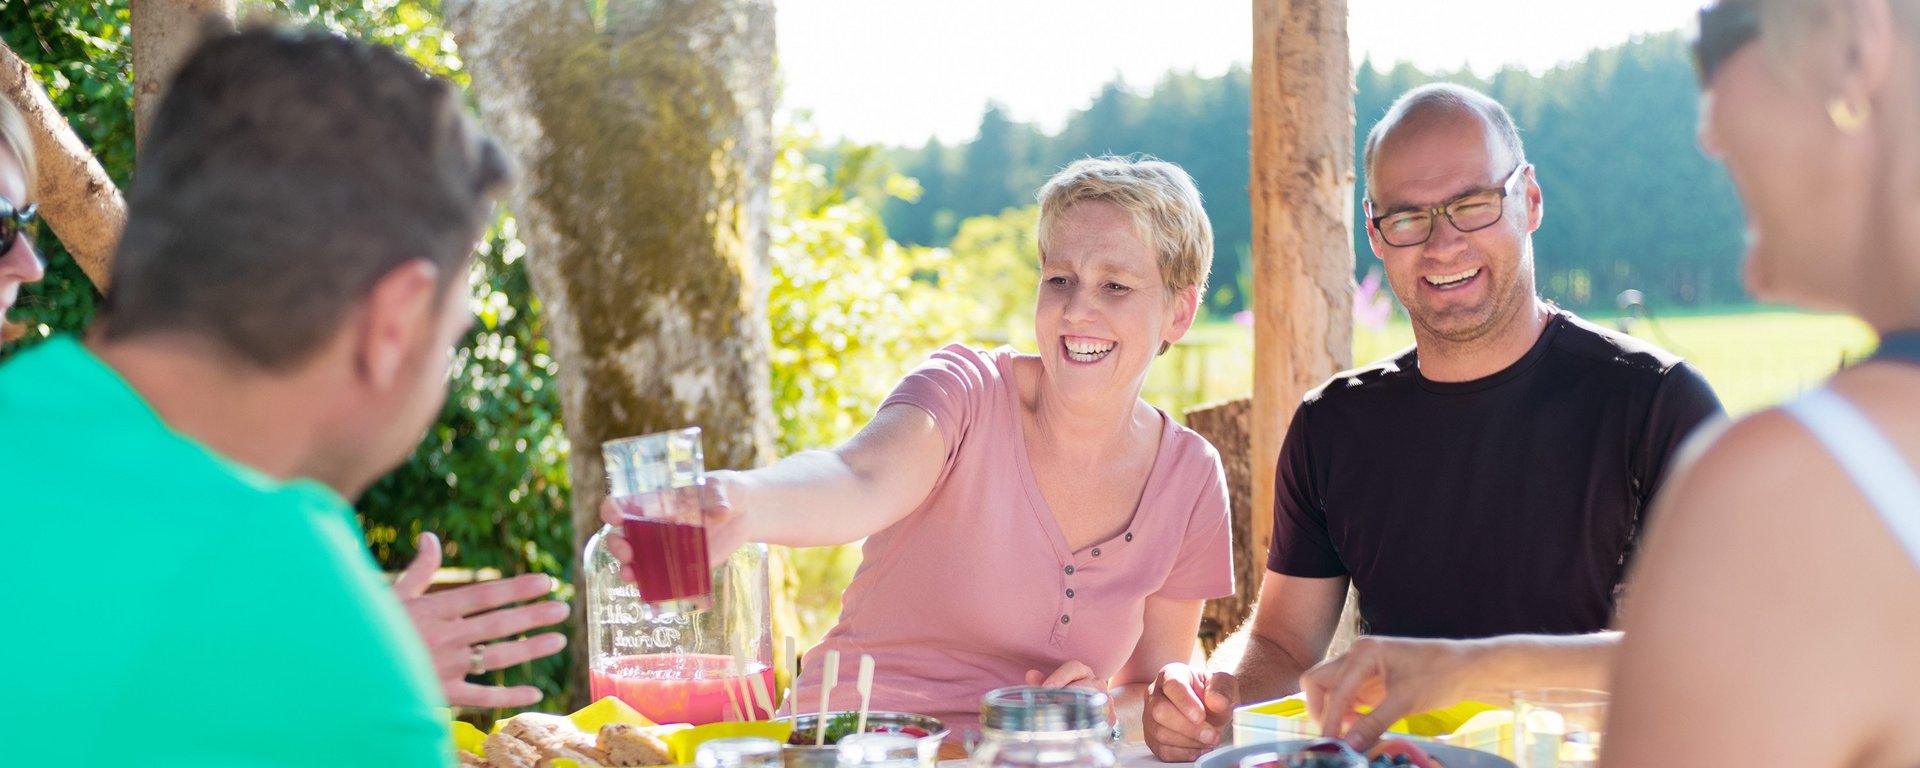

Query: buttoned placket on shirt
[1046,528,1141,646]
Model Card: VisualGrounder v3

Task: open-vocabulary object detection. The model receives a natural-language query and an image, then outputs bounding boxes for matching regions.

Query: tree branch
[0,38,125,290]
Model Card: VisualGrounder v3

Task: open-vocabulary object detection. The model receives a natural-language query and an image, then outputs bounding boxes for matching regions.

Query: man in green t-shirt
[1,28,521,767]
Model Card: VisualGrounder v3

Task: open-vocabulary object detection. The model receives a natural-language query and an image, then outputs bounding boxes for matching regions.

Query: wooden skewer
[733,651,756,721]
[783,635,798,717]
[744,674,760,720]
[815,649,840,747]
[750,672,776,724]
[722,667,744,722]
[854,654,876,737]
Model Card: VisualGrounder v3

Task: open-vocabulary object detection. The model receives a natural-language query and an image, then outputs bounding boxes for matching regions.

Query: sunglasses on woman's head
[1693,0,1760,87]
[0,196,36,249]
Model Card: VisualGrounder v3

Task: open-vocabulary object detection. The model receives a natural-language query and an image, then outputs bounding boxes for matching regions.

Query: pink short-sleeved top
[790,344,1233,734]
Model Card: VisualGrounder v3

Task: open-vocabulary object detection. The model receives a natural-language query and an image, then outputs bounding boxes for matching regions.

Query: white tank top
[1783,388,1920,569]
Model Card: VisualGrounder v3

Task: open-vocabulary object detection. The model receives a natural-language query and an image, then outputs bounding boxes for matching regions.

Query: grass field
[1144,305,1878,418]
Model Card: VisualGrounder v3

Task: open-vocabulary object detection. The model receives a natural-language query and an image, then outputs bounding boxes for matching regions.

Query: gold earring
[1828,97,1870,134]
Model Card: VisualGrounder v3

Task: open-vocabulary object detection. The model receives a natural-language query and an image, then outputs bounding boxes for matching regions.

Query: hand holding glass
[603,427,711,616]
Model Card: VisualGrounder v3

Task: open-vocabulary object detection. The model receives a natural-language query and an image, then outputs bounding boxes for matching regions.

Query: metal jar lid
[979,686,1111,732]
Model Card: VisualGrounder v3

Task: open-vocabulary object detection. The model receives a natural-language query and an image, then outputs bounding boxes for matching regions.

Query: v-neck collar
[1002,352,1171,568]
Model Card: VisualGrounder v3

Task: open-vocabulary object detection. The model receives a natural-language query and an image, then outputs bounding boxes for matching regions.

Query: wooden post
[1185,398,1255,655]
[1249,0,1354,592]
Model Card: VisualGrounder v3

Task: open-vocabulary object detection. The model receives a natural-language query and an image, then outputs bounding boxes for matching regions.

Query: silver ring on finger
[467,643,488,677]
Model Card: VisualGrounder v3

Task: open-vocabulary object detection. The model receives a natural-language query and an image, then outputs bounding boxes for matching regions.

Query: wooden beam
[1249,0,1354,575]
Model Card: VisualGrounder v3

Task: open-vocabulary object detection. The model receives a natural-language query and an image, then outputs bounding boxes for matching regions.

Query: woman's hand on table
[597,472,749,581]
[1142,662,1237,762]
[1025,660,1105,690]
[1298,635,1478,749]
[393,532,570,708]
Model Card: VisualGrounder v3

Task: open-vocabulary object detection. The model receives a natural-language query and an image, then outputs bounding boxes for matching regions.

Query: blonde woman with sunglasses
[0,95,44,332]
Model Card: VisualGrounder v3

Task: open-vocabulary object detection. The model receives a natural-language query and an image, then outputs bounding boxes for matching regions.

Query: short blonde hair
[0,97,35,199]
[1035,155,1213,295]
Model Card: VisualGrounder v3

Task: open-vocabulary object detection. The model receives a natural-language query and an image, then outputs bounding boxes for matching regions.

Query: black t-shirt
[1267,312,1723,639]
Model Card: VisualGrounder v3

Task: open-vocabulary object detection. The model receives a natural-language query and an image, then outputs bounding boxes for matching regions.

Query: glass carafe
[586,427,773,725]
[968,687,1117,768]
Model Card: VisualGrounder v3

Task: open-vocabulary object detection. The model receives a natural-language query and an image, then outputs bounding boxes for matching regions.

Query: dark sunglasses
[1693,1,1760,87]
[1,196,35,250]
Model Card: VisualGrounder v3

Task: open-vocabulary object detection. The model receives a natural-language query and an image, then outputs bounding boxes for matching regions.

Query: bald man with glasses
[1141,83,1724,758]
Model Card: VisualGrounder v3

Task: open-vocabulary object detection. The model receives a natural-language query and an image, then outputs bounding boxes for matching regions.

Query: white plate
[1195,739,1516,768]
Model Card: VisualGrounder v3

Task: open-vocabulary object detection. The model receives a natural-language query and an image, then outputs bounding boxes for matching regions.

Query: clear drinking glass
[603,427,711,616]
[696,736,783,768]
[836,732,924,767]
[1512,688,1608,768]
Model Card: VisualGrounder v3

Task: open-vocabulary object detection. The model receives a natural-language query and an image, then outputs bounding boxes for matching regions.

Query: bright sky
[776,0,1698,147]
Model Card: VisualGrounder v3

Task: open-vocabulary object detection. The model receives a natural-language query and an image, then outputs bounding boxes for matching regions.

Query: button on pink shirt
[791,344,1233,736]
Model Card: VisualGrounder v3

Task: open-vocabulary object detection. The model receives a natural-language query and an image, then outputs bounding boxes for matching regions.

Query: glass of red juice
[603,427,711,617]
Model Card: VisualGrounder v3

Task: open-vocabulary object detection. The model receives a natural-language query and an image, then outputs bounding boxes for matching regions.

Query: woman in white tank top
[1603,2,1920,766]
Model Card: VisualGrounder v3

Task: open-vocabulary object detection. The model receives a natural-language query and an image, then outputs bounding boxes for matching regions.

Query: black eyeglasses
[1,196,36,252]
[1693,1,1760,87]
[1365,164,1527,248]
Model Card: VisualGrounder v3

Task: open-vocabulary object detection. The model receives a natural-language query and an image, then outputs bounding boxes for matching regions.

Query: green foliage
[769,128,972,456]
[247,0,465,81]
[940,205,1039,347]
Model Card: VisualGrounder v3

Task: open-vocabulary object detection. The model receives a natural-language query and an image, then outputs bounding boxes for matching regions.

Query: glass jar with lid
[696,736,784,768]
[836,732,925,768]
[968,686,1118,768]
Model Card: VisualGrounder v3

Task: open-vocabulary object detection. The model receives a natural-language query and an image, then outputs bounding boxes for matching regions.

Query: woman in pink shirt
[604,155,1233,738]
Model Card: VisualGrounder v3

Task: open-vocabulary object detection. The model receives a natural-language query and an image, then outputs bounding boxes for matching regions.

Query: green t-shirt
[0,338,451,766]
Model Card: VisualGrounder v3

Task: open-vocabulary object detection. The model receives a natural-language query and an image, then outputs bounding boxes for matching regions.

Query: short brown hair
[1035,155,1214,295]
[101,26,512,370]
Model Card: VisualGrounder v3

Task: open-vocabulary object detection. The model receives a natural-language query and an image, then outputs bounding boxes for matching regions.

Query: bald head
[1363,83,1526,194]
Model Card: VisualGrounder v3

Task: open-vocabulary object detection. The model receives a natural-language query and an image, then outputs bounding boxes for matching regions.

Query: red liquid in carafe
[590,653,776,724]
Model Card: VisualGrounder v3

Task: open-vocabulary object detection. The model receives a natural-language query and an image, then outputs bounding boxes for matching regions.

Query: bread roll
[597,722,675,766]
[483,731,542,768]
